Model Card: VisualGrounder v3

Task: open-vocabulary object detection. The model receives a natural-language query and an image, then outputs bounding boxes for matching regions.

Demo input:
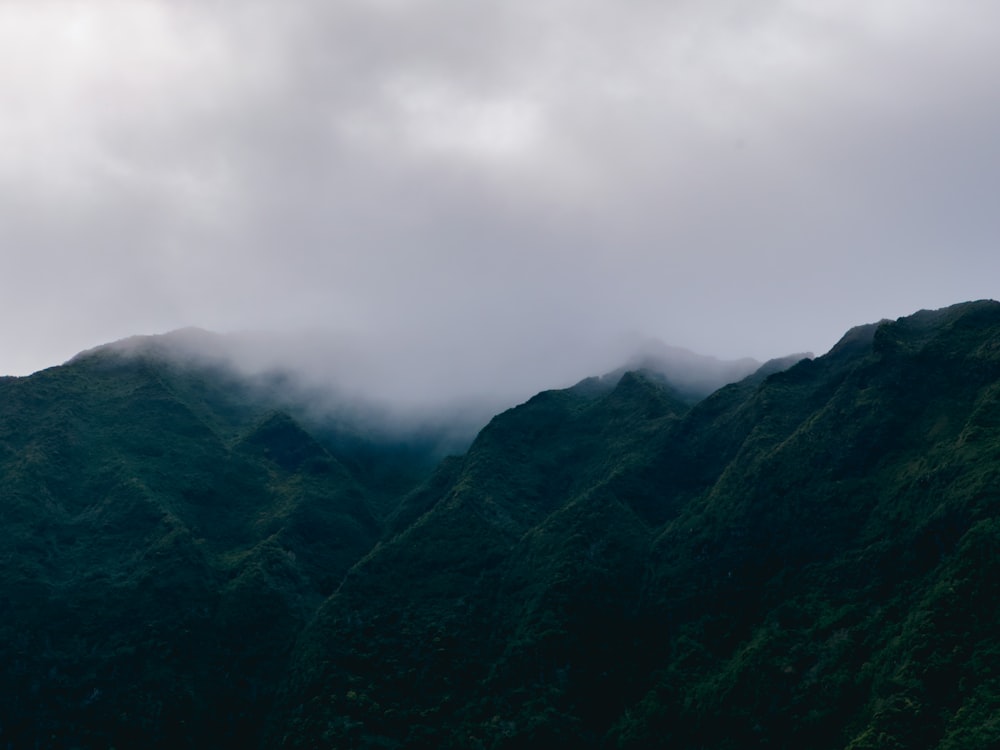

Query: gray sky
[3,1,999,405]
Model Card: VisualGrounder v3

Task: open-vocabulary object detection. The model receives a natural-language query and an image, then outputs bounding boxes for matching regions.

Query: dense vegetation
[0,344,434,748]
[2,301,999,748]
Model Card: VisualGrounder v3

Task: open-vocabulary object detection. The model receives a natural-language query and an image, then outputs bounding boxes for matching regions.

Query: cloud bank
[3,1,1000,404]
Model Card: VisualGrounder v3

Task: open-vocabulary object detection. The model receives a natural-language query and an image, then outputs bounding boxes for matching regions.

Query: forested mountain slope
[0,344,420,747]
[3,301,1000,749]
[274,300,1000,749]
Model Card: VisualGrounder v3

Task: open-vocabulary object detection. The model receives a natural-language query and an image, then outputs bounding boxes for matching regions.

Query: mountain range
[1,300,999,748]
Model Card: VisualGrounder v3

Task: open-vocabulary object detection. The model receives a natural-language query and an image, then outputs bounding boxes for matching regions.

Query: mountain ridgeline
[1,301,999,748]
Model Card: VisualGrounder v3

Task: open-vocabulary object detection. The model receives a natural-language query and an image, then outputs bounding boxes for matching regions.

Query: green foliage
[6,301,1000,748]
[0,348,429,748]
[275,301,1000,749]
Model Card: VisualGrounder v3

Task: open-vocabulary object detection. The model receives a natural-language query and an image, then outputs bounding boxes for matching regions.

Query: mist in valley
[87,323,779,457]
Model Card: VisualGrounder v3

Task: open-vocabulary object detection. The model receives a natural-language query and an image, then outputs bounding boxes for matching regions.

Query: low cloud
[3,1,1000,404]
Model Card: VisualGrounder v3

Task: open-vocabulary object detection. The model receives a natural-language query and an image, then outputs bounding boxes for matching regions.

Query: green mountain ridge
[273,300,1000,748]
[0,347,410,747]
[1,300,999,748]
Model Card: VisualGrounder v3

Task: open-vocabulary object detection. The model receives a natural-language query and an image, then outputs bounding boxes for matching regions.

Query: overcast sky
[2,1,999,404]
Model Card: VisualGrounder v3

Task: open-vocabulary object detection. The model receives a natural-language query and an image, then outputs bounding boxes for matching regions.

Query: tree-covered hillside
[3,301,1000,749]
[274,300,1000,749]
[0,344,432,748]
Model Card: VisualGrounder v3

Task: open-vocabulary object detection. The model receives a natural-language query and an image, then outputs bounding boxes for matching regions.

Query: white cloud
[2,0,1000,403]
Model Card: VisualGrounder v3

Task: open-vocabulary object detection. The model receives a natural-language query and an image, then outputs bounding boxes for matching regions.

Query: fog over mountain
[78,326,770,450]
[3,2,1000,390]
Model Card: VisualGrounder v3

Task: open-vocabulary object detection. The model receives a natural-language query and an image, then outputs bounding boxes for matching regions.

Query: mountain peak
[70,327,229,369]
